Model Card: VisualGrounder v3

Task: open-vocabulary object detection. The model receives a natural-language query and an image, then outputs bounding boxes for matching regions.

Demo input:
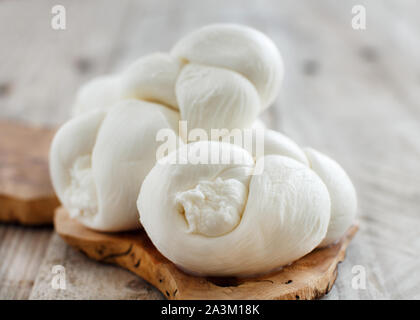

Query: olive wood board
[55,207,358,300]
[0,120,59,225]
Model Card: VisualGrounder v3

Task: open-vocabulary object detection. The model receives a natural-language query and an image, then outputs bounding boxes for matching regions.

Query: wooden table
[1,0,419,299]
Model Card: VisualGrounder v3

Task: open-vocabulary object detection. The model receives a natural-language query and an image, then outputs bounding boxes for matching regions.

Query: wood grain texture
[0,121,59,224]
[29,232,163,300]
[54,207,358,300]
[1,0,419,300]
[0,225,52,299]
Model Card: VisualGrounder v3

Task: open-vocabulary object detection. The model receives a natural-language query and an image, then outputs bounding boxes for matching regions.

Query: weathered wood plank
[268,0,420,299]
[0,121,59,224]
[29,232,163,300]
[0,225,52,299]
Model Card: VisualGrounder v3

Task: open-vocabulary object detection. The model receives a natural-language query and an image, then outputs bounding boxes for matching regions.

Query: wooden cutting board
[0,121,59,224]
[55,207,358,300]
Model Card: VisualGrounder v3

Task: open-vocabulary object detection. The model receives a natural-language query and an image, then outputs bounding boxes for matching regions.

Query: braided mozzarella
[50,100,181,231]
[72,24,283,133]
[138,141,331,277]
[138,131,357,276]
[53,24,283,232]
